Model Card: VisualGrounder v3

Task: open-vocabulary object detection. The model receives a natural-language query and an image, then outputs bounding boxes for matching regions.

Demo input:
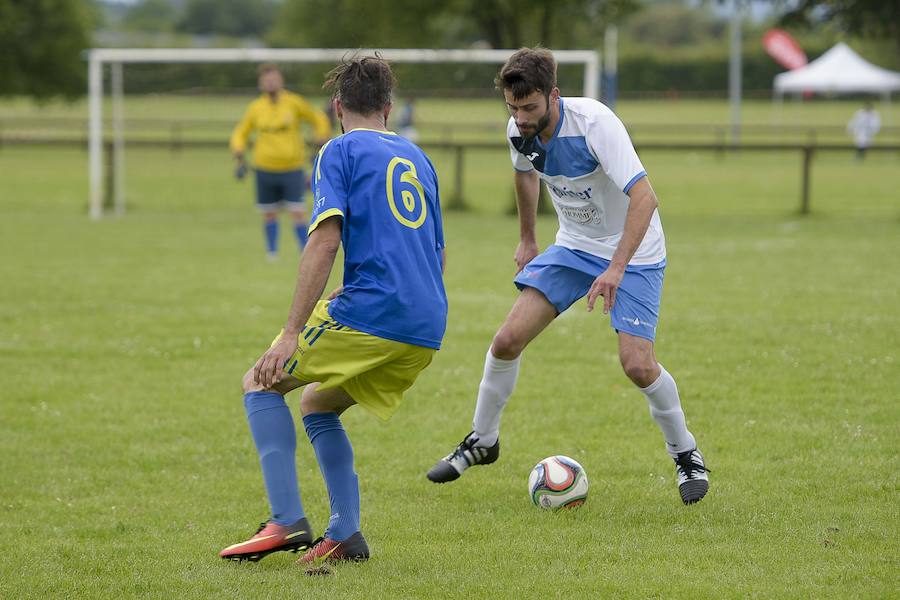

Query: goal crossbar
[87,47,601,219]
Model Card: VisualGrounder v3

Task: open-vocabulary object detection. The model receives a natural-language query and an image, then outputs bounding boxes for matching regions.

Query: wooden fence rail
[0,135,897,215]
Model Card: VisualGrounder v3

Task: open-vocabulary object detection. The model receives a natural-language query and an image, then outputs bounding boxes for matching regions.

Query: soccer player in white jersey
[427,47,709,504]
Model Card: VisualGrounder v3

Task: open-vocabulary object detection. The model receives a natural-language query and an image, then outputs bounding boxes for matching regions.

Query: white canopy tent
[773,42,900,97]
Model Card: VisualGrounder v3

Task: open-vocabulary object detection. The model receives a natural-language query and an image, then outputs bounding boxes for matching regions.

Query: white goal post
[86,47,601,219]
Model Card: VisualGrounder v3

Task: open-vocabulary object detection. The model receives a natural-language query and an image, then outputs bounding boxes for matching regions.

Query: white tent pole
[112,62,125,217]
[88,53,103,221]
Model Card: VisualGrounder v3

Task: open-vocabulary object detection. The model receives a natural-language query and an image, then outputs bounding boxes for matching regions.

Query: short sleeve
[588,113,646,194]
[431,164,445,250]
[309,139,347,234]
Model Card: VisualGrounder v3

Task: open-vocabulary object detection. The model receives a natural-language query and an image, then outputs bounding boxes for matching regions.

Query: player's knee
[241,369,262,394]
[301,385,337,417]
[491,329,525,360]
[620,354,657,387]
[298,384,317,416]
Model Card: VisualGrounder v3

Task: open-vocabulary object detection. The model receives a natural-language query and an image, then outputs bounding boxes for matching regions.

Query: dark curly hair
[324,53,395,116]
[495,47,557,100]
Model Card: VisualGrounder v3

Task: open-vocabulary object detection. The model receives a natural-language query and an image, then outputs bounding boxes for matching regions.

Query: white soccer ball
[528,455,589,509]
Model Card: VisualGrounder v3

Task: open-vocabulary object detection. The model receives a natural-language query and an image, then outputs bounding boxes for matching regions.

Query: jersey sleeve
[229,103,255,154]
[426,156,446,250]
[506,118,534,172]
[294,95,332,143]
[308,139,347,234]
[588,113,647,194]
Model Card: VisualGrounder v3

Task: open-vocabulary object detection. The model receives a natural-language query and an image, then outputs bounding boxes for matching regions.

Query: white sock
[640,364,696,457]
[472,348,521,447]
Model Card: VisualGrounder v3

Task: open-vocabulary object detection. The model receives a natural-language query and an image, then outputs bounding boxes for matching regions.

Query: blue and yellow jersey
[230,91,331,172]
[309,129,447,350]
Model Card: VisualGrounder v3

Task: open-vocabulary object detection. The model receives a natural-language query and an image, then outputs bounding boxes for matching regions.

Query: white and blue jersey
[508,97,666,265]
[309,129,447,350]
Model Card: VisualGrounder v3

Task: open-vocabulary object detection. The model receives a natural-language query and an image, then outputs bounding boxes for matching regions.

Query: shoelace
[449,433,482,465]
[675,452,709,479]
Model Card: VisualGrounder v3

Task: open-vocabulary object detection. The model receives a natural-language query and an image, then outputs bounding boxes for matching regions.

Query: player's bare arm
[514,169,541,272]
[586,177,659,314]
[254,216,342,388]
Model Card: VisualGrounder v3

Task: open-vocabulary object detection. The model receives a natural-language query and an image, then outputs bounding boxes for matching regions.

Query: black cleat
[427,432,500,483]
[674,448,709,504]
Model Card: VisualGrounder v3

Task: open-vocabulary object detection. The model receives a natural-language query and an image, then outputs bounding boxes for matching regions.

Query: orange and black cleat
[297,531,370,564]
[219,517,313,562]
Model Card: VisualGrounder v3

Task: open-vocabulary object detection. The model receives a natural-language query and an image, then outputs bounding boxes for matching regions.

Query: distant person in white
[426,47,709,505]
[847,102,881,160]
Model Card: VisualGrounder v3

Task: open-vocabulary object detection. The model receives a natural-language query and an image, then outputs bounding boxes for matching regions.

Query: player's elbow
[309,232,341,256]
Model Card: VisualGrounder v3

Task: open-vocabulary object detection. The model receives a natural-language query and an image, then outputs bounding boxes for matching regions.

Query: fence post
[715,127,726,161]
[800,145,814,215]
[104,140,115,211]
[171,123,182,153]
[447,144,467,211]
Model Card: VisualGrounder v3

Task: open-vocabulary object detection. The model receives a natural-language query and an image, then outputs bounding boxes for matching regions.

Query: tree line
[1,0,897,100]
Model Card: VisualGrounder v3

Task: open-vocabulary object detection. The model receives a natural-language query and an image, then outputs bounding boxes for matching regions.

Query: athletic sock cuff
[243,391,288,417]
[302,412,344,443]
[486,349,521,370]
[639,363,670,394]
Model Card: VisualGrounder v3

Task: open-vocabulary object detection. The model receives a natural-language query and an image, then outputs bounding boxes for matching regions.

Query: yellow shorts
[273,300,435,420]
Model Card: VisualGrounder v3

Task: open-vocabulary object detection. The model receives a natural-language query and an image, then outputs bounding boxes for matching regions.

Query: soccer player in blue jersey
[427,47,709,504]
[219,55,447,564]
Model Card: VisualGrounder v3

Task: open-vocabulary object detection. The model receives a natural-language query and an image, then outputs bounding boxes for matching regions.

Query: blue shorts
[514,245,666,341]
[254,168,306,208]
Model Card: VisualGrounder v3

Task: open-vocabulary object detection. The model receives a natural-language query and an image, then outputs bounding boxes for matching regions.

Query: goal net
[86,48,600,219]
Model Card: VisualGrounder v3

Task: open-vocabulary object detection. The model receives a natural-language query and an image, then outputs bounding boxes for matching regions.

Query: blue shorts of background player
[254,168,309,259]
[255,168,306,208]
[514,244,666,341]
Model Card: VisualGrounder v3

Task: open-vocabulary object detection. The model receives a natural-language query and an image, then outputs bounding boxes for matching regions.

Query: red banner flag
[763,29,808,70]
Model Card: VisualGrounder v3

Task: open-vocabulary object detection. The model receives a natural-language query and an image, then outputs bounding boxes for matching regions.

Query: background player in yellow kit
[230,64,331,260]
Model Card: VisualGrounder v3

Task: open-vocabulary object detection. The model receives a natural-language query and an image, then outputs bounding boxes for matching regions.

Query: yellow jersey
[229,91,331,172]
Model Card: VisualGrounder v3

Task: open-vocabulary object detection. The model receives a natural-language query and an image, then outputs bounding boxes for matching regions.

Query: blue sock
[244,391,304,525]
[264,220,278,254]
[294,223,309,249]
[302,412,360,541]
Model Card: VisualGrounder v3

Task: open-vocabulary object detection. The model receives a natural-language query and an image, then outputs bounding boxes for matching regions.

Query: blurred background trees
[0,0,94,98]
[4,0,898,99]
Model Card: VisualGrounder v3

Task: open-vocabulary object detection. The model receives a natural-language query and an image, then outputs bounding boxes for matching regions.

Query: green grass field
[1,102,898,598]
